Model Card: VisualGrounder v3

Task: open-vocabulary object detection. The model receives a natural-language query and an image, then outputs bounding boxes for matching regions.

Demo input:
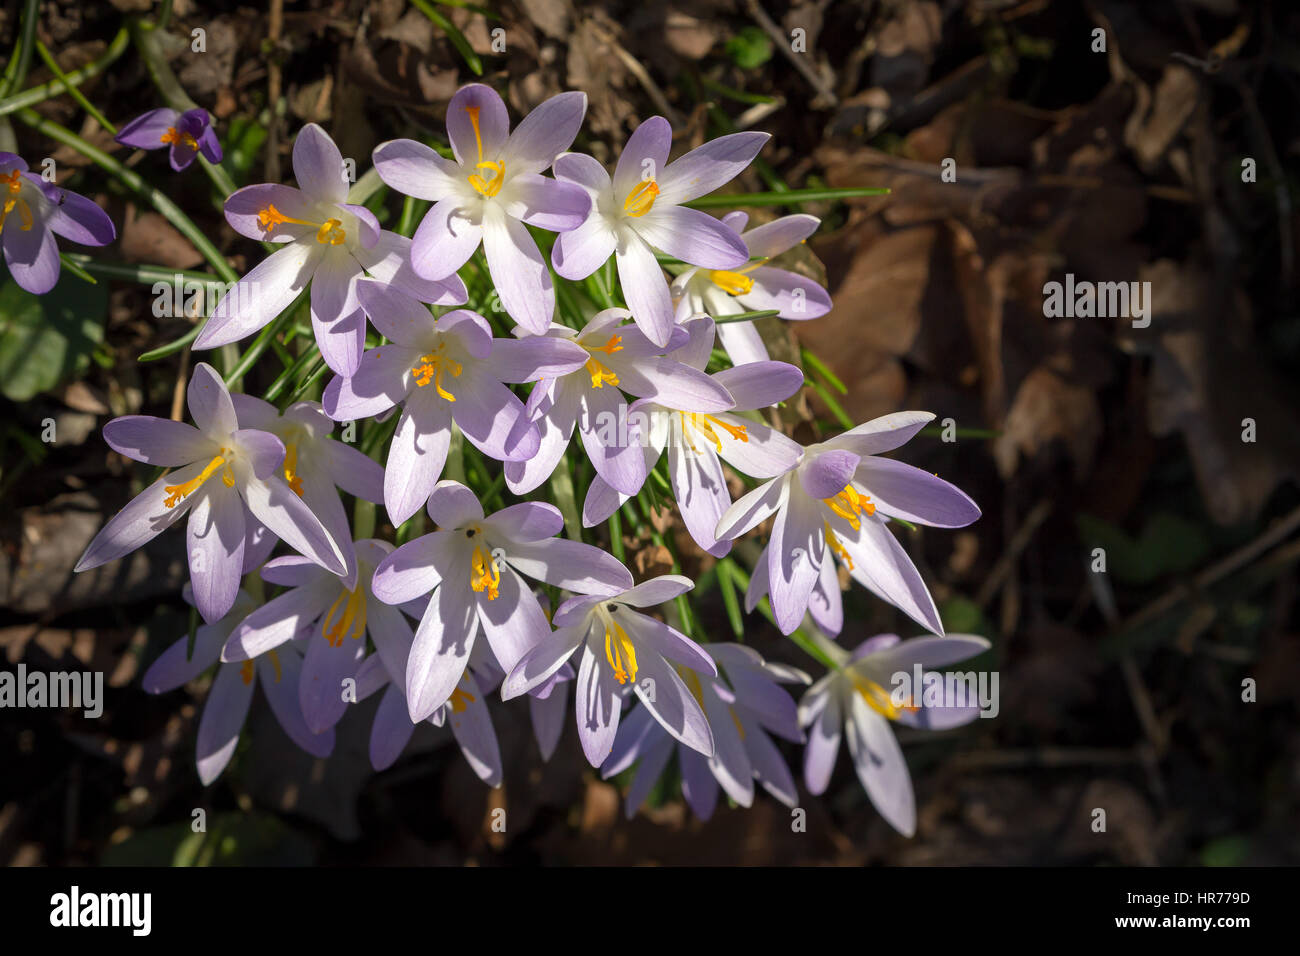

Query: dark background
[1,0,1298,865]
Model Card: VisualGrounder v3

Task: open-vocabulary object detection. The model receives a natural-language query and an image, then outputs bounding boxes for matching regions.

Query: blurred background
[1,0,1298,865]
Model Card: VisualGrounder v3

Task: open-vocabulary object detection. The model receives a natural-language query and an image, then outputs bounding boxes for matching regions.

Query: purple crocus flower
[551,118,767,346]
[322,279,564,525]
[671,212,831,366]
[195,124,466,376]
[0,152,115,294]
[221,539,424,736]
[581,316,805,555]
[229,395,383,590]
[115,107,223,170]
[503,307,735,496]
[75,363,348,624]
[142,589,333,784]
[601,642,808,820]
[800,632,990,836]
[372,480,634,723]
[354,638,506,785]
[503,574,716,767]
[372,84,590,335]
[714,411,981,637]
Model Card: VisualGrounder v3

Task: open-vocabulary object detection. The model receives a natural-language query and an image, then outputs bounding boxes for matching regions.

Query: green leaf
[725,25,773,70]
[0,274,107,401]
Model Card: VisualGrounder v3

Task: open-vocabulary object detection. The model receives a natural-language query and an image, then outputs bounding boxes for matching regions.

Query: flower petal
[614,230,673,347]
[195,662,255,784]
[656,131,769,206]
[372,138,462,201]
[292,123,348,203]
[196,243,320,349]
[854,457,981,528]
[103,416,211,466]
[384,392,452,525]
[410,198,483,280]
[482,205,553,335]
[634,205,748,270]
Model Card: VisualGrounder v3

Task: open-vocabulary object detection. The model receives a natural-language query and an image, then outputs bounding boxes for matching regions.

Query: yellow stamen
[470,544,500,600]
[603,618,638,685]
[823,484,875,531]
[730,706,746,740]
[321,585,368,647]
[449,684,477,713]
[410,343,463,400]
[623,179,659,218]
[677,665,706,709]
[850,674,917,721]
[708,256,768,296]
[580,333,623,388]
[160,126,199,151]
[824,521,853,571]
[0,171,32,235]
[283,442,304,496]
[256,203,346,245]
[679,412,748,454]
[240,659,255,685]
[268,649,282,683]
[464,106,505,198]
[163,452,236,508]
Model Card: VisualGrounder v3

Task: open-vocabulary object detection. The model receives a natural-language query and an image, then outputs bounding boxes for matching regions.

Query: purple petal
[187,362,237,437]
[613,116,672,199]
[411,198,483,280]
[552,213,617,280]
[292,123,348,203]
[372,137,462,201]
[635,205,748,270]
[2,217,59,294]
[614,231,673,347]
[798,448,861,499]
[384,393,452,525]
[446,84,510,167]
[657,131,769,206]
[500,173,590,232]
[482,207,553,335]
[223,183,315,243]
[855,457,981,528]
[575,643,622,766]
[195,243,320,349]
[196,662,255,784]
[711,361,803,411]
[46,190,116,246]
[500,91,586,175]
[115,108,179,150]
[103,416,210,466]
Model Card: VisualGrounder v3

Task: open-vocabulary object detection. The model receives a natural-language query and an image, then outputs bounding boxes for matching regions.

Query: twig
[976,498,1052,608]
[744,0,838,108]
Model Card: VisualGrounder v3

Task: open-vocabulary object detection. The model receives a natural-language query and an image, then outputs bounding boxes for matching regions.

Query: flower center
[469,543,501,600]
[580,333,623,388]
[240,650,282,686]
[850,673,916,721]
[283,440,304,496]
[322,585,367,647]
[0,170,33,235]
[678,412,748,454]
[411,342,463,400]
[160,126,199,151]
[256,203,346,245]
[164,451,236,508]
[464,106,505,198]
[599,607,638,685]
[623,179,659,218]
[823,484,874,531]
[449,681,477,713]
[708,257,768,296]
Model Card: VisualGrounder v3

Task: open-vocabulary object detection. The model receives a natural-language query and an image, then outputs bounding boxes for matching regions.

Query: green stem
[33,41,116,133]
[0,0,40,98]
[0,27,130,117]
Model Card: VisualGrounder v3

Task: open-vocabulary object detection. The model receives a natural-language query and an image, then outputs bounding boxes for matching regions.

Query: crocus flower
[602,642,808,820]
[142,589,333,784]
[671,212,831,365]
[503,307,735,496]
[195,123,466,376]
[0,152,115,294]
[229,395,384,589]
[551,118,766,346]
[75,363,348,624]
[115,107,223,170]
[581,317,805,555]
[221,539,423,736]
[372,481,634,722]
[503,574,716,767]
[354,638,505,785]
[372,84,590,335]
[714,411,981,637]
[322,280,562,525]
[799,632,990,836]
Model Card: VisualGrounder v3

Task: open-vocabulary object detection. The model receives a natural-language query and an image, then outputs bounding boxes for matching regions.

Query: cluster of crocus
[70,83,993,837]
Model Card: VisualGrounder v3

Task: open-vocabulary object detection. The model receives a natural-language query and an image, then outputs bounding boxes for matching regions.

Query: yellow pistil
[256,203,346,245]
[321,586,368,647]
[824,521,853,571]
[163,452,236,508]
[160,127,199,151]
[470,543,500,600]
[730,706,746,740]
[581,333,623,388]
[708,256,768,296]
[678,411,748,454]
[823,484,875,531]
[283,441,304,496]
[410,343,463,400]
[464,106,505,198]
[449,683,477,713]
[850,673,917,721]
[603,617,638,686]
[0,169,33,235]
[623,179,659,218]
